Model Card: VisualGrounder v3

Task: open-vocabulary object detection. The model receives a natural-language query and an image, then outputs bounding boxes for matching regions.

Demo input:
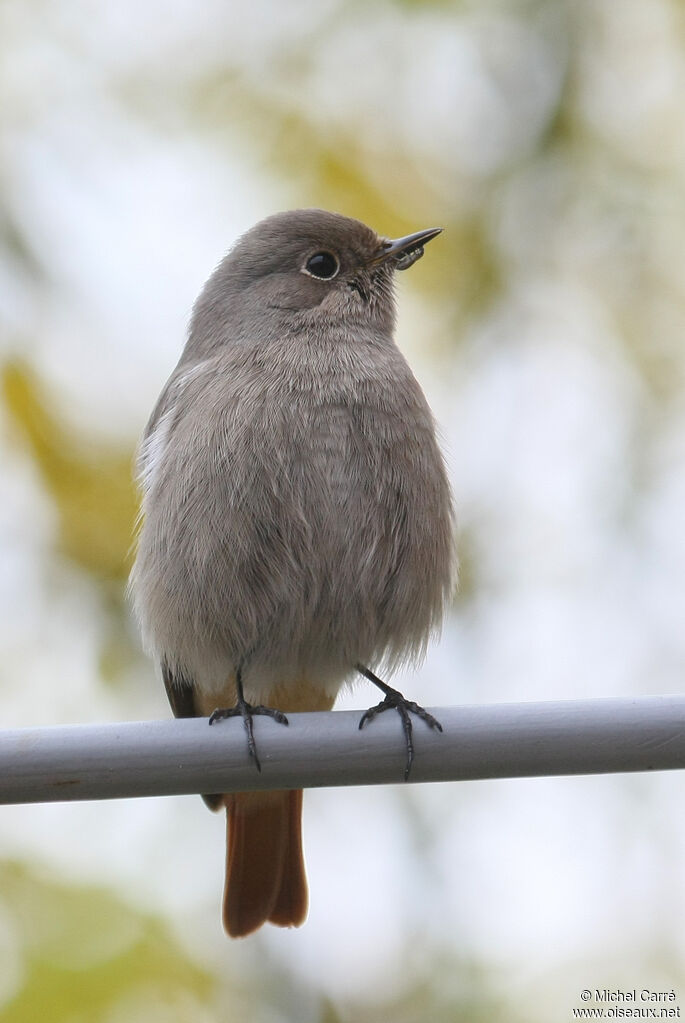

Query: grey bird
[129,208,456,938]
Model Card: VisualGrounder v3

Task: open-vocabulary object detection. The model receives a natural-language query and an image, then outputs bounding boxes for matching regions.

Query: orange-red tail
[222,789,308,938]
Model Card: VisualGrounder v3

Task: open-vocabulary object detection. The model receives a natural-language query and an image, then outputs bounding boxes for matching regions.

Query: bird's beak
[370,227,443,271]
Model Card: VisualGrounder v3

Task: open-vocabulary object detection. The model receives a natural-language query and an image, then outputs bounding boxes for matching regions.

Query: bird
[129,208,455,937]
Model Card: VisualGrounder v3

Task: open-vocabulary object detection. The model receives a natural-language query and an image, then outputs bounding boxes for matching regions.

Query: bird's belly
[135,398,448,699]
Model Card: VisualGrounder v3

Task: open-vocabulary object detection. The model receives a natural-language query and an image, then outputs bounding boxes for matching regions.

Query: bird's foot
[356,664,442,781]
[209,698,288,772]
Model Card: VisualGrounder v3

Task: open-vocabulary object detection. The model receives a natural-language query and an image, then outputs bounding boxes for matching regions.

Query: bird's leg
[356,663,443,781]
[208,667,288,772]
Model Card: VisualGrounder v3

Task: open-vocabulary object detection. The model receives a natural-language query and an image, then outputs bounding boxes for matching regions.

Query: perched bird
[130,209,455,937]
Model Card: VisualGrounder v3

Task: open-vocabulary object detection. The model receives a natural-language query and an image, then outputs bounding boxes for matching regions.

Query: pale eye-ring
[302,251,340,280]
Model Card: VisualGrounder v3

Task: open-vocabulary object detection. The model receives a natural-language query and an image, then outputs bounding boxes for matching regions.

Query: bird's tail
[222,789,308,938]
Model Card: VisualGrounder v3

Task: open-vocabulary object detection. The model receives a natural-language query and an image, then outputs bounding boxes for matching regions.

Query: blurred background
[1,0,685,1019]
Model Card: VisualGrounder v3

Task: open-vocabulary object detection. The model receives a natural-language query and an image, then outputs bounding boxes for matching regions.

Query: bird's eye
[303,251,340,280]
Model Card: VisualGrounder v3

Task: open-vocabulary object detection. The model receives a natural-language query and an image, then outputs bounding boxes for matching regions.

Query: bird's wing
[162,661,223,812]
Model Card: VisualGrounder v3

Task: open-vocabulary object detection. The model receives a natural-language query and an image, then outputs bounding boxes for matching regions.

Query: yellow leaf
[2,360,138,582]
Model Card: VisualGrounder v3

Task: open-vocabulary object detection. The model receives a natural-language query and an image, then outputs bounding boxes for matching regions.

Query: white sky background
[1,0,685,1017]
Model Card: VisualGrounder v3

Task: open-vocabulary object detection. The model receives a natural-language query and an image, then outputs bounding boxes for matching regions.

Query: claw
[209,672,288,772]
[356,664,442,780]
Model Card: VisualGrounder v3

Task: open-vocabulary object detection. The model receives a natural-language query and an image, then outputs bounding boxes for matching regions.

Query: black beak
[370,226,443,271]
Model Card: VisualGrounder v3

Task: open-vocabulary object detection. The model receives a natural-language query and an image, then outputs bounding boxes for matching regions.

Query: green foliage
[0,861,214,1022]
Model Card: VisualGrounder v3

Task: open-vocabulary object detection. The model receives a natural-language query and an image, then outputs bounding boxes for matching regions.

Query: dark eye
[303,251,340,280]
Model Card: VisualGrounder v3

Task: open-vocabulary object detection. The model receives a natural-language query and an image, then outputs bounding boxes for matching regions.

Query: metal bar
[0,696,684,805]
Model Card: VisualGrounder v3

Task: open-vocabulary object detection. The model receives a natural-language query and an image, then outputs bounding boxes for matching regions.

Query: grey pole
[0,696,684,805]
